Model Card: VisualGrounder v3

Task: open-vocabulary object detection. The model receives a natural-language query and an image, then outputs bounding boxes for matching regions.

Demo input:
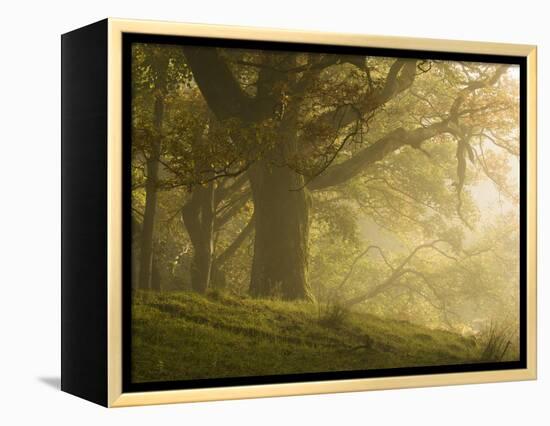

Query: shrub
[478,322,516,362]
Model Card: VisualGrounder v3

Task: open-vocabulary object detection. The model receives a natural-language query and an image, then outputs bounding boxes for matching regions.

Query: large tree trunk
[181,183,215,293]
[183,49,314,300]
[247,92,313,301]
[248,159,313,301]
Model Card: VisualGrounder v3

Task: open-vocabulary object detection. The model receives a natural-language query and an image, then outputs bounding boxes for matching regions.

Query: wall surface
[0,0,546,424]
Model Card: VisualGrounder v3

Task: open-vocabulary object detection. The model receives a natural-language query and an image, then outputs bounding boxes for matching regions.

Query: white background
[0,0,546,424]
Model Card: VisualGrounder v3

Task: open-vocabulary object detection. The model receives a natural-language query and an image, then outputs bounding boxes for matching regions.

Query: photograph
[1,0,544,420]
[127,36,524,386]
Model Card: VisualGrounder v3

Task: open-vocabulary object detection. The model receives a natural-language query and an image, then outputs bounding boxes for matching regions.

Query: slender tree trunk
[137,54,168,290]
[181,183,215,293]
[137,108,162,290]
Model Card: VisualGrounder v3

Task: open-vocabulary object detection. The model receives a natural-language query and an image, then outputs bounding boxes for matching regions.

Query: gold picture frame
[61,18,537,407]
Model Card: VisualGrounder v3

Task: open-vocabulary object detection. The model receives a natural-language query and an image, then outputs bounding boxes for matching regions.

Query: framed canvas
[61,18,537,407]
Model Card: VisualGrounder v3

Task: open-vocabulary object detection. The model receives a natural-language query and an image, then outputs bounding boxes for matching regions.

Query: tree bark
[248,158,313,301]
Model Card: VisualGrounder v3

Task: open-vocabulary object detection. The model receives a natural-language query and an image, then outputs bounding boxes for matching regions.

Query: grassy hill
[132,290,485,383]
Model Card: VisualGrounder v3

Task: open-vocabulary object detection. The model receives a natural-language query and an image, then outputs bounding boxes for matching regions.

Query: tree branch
[215,214,255,267]
[308,59,419,131]
[308,64,508,192]
[182,47,276,123]
[308,121,449,190]
[340,240,453,308]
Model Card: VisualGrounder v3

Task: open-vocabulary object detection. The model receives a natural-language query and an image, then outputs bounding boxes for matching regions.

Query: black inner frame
[122,32,528,393]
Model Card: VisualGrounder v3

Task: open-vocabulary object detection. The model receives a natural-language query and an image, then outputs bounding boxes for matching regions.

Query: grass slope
[132,290,482,383]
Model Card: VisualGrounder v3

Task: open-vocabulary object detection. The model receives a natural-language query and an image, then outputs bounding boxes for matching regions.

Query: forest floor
[132,290,486,383]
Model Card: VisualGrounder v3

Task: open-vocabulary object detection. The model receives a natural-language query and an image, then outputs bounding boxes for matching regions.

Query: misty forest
[130,41,521,383]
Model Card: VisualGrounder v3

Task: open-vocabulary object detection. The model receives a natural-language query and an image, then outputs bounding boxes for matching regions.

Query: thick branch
[308,122,449,190]
[310,59,418,130]
[183,47,275,123]
[215,215,255,267]
[308,65,508,191]
[215,191,252,231]
[215,174,249,205]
